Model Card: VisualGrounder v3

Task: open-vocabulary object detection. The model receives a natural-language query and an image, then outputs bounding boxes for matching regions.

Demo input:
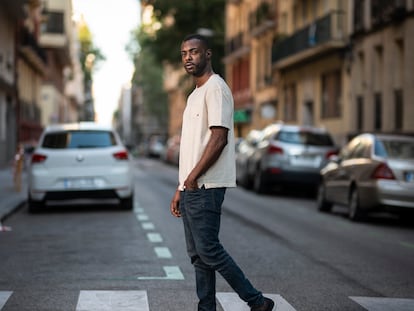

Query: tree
[77,19,105,121]
[140,0,225,74]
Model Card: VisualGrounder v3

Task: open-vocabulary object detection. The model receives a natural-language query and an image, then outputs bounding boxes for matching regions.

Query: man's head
[181,34,212,77]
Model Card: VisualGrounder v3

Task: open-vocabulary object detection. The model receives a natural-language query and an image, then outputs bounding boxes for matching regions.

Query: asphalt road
[0,158,414,311]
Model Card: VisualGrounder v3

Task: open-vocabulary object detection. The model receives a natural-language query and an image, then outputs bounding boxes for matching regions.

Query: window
[356,96,364,131]
[0,100,5,141]
[351,140,369,158]
[321,70,342,118]
[375,139,414,159]
[374,93,382,131]
[42,11,64,34]
[353,0,365,33]
[42,131,116,149]
[277,131,334,146]
[394,90,403,130]
[284,84,297,121]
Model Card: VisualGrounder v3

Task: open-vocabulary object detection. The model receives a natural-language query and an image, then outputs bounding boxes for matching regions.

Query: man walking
[170,34,274,311]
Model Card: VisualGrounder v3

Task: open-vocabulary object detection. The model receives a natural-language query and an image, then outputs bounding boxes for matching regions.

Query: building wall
[0,5,18,166]
[350,16,414,135]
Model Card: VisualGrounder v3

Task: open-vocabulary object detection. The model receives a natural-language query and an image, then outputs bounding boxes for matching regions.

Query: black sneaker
[251,297,275,311]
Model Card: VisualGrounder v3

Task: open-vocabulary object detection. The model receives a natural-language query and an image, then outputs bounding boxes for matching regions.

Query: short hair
[182,34,211,50]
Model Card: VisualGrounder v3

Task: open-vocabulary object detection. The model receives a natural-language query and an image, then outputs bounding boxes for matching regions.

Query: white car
[28,122,134,211]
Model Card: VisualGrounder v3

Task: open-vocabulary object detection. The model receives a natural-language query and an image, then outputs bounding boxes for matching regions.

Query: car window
[276,130,334,146]
[340,138,360,160]
[375,139,414,159]
[42,130,117,149]
[350,141,369,158]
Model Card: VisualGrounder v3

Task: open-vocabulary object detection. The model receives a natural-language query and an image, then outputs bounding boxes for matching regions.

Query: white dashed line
[137,266,184,280]
[147,233,163,243]
[154,247,172,258]
[136,214,149,221]
[141,222,155,230]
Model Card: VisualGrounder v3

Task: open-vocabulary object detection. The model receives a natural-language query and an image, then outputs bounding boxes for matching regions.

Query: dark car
[317,133,414,221]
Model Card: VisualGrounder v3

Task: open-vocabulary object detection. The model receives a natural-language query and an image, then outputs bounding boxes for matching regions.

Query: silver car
[247,123,338,193]
[235,129,262,188]
[317,133,414,221]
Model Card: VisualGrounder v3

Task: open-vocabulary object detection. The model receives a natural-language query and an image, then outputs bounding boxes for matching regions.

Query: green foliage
[131,30,168,127]
[127,0,226,131]
[139,0,225,74]
[78,22,105,84]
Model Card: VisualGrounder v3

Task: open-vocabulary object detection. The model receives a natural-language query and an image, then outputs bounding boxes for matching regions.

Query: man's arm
[184,126,228,190]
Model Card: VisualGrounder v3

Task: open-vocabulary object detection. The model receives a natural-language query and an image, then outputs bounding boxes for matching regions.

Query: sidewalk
[0,165,27,222]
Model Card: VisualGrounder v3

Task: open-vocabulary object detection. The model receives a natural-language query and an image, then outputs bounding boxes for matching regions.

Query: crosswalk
[2,290,414,310]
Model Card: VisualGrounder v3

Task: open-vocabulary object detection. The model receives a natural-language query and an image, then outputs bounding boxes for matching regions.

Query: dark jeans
[180,187,263,311]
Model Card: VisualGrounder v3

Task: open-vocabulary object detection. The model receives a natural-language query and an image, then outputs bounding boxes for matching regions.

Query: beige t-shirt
[178,74,236,191]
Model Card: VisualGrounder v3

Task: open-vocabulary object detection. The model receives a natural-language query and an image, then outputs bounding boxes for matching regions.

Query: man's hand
[170,189,181,217]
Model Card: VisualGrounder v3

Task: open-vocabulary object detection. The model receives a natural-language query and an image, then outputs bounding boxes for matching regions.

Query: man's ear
[206,49,212,59]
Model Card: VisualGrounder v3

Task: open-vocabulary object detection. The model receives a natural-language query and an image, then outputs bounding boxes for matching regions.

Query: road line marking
[76,290,149,311]
[0,291,13,309]
[138,266,184,280]
[147,233,163,243]
[154,246,172,258]
[141,222,155,230]
[136,214,149,221]
[216,292,296,311]
[350,296,414,311]
[134,207,144,213]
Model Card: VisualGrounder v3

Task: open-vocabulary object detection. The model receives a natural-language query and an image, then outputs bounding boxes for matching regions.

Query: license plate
[405,172,414,182]
[64,178,96,189]
[290,155,321,167]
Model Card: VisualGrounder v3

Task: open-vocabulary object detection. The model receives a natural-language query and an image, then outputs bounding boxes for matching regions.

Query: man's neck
[195,70,214,88]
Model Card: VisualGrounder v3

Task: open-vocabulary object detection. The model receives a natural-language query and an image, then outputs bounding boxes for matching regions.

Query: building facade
[225,0,414,145]
[0,0,85,167]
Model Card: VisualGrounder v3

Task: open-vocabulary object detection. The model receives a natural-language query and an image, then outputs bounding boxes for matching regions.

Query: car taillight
[372,163,395,180]
[325,149,338,159]
[113,150,129,160]
[31,153,47,164]
[268,145,283,154]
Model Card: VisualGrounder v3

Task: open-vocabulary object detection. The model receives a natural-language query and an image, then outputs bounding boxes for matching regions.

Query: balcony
[249,2,276,37]
[39,6,71,66]
[20,28,48,74]
[272,10,346,69]
[224,32,250,64]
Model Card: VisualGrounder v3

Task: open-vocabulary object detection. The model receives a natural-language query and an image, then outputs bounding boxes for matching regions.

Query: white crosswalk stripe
[216,292,295,311]
[350,296,414,311]
[76,290,149,311]
[2,290,414,310]
[0,292,12,309]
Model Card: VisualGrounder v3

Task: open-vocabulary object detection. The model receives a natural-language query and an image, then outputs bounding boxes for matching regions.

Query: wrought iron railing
[272,10,345,64]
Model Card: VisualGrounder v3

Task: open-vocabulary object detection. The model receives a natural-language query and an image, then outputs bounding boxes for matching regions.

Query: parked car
[162,134,180,166]
[28,122,134,212]
[147,135,165,158]
[317,133,414,221]
[247,123,338,193]
[235,129,262,188]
